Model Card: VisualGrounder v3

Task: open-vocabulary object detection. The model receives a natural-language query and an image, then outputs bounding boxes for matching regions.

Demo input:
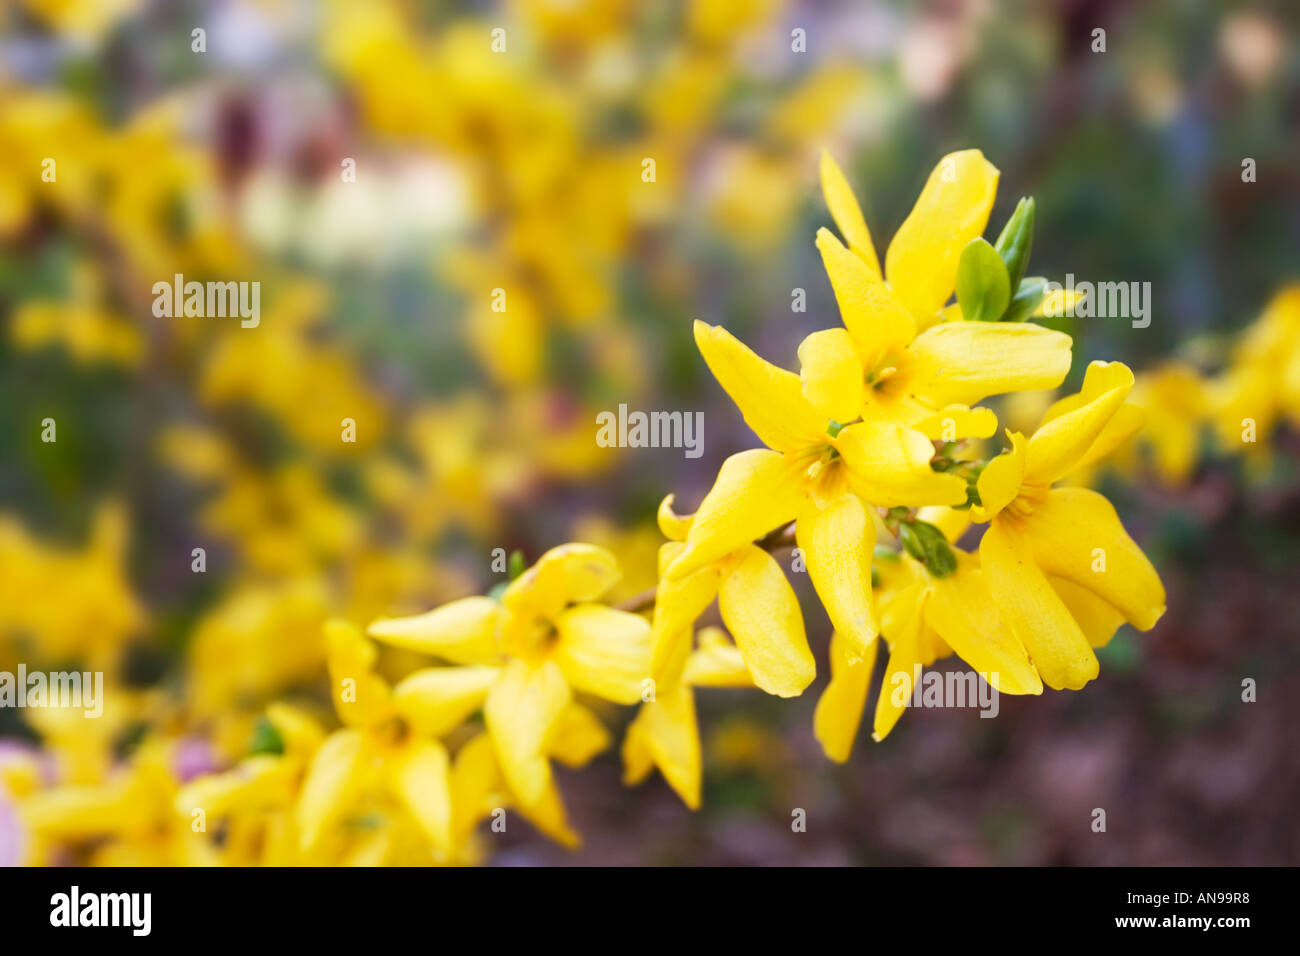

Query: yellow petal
[716,544,814,697]
[916,504,972,544]
[1020,487,1166,632]
[924,558,1042,695]
[296,728,366,852]
[872,584,930,741]
[450,733,508,841]
[796,493,878,659]
[666,448,805,579]
[388,739,454,857]
[484,659,570,808]
[622,684,701,809]
[1025,362,1135,485]
[554,603,653,705]
[798,327,866,423]
[907,321,1072,406]
[835,420,968,507]
[815,227,915,361]
[682,626,753,687]
[819,149,880,276]
[1039,361,1146,474]
[814,629,878,762]
[549,703,612,768]
[1050,576,1126,648]
[503,543,621,617]
[693,320,824,453]
[974,430,1027,520]
[391,665,500,737]
[325,620,393,728]
[367,596,503,665]
[884,149,1000,322]
[656,493,693,542]
[912,404,998,441]
[651,544,721,685]
[979,521,1098,690]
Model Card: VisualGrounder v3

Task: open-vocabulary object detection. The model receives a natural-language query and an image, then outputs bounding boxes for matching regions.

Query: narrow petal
[872,584,930,741]
[554,604,653,705]
[1050,576,1126,649]
[1024,362,1135,486]
[666,448,805,579]
[391,665,500,737]
[912,404,998,441]
[1021,487,1166,631]
[814,629,879,762]
[656,494,693,542]
[325,620,393,728]
[924,558,1043,695]
[798,327,866,423]
[835,420,968,507]
[681,626,752,687]
[907,322,1072,406]
[622,684,701,809]
[367,596,502,665]
[717,544,814,697]
[549,703,611,768]
[388,739,454,857]
[816,228,915,361]
[974,430,1027,520]
[484,659,570,808]
[296,729,366,852]
[819,149,880,275]
[694,320,825,453]
[651,543,721,685]
[503,543,621,617]
[1039,361,1146,475]
[884,149,1000,322]
[979,521,1099,690]
[796,493,878,659]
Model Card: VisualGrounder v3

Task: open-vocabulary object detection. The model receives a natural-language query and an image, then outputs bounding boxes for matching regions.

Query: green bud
[826,419,845,438]
[956,237,1011,322]
[247,717,285,757]
[993,196,1035,292]
[898,520,959,578]
[507,549,526,580]
[1001,276,1049,323]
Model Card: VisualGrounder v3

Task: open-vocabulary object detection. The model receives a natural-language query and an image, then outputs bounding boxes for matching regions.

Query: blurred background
[1,0,1298,864]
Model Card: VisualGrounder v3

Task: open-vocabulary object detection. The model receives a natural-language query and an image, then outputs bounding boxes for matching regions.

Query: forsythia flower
[812,150,1072,431]
[366,544,649,844]
[974,361,1167,689]
[814,507,1042,758]
[623,627,753,809]
[665,321,968,682]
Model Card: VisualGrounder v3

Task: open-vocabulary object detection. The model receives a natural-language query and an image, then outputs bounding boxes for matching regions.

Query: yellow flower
[174,704,326,865]
[293,621,461,862]
[367,544,648,839]
[623,628,752,809]
[651,494,809,697]
[814,509,1043,758]
[811,150,1072,431]
[973,362,1166,690]
[664,321,969,681]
